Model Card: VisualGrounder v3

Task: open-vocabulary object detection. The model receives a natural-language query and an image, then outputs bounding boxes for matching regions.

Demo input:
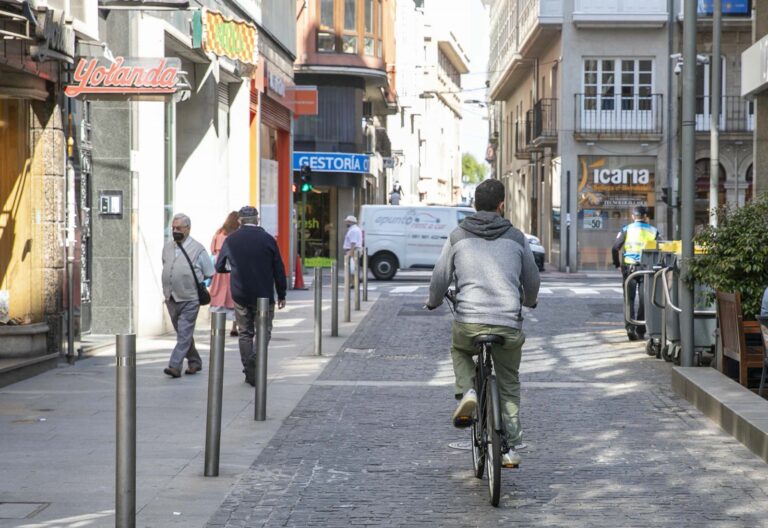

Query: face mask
[172,232,185,242]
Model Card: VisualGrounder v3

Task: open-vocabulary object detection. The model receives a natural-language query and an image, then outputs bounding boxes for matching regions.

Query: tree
[462,153,487,184]
[685,195,768,319]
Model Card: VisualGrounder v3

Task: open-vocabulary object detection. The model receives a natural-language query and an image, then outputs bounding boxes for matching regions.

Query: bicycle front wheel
[486,376,502,506]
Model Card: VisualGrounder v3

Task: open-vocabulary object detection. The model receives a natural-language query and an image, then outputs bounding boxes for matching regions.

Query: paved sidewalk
[0,280,374,528]
[208,283,768,527]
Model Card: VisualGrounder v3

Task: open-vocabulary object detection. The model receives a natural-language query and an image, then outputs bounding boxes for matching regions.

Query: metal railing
[574,93,664,135]
[695,95,755,133]
[527,98,558,145]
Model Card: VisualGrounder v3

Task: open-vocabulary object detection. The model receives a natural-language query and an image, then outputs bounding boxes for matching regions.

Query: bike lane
[208,285,768,527]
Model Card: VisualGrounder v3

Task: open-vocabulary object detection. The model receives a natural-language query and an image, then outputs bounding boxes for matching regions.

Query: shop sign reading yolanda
[292,152,370,174]
[193,8,258,66]
[64,57,181,97]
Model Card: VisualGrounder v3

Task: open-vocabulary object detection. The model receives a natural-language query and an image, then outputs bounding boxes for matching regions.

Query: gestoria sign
[64,57,181,97]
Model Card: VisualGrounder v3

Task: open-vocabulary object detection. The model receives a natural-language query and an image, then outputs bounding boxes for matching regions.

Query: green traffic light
[300,182,313,192]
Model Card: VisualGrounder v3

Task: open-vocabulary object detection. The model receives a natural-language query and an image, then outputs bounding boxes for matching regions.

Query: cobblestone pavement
[208,277,768,527]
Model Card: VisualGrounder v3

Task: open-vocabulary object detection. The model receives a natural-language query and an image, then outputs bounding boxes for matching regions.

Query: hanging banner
[64,57,181,97]
[192,8,258,66]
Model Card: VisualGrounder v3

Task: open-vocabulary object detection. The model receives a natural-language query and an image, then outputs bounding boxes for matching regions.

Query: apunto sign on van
[292,152,370,174]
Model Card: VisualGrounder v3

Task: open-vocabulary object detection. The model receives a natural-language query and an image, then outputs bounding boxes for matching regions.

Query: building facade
[487,0,755,271]
[0,0,97,380]
[387,0,469,206]
[294,0,397,264]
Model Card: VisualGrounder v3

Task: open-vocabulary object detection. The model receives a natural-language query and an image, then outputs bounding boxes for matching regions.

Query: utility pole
[709,0,722,226]
[680,0,697,367]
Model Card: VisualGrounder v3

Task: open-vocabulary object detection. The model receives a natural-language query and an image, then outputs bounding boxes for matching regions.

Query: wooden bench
[715,291,764,389]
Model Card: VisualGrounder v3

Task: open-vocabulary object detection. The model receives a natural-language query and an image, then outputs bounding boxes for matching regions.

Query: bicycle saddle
[473,334,505,346]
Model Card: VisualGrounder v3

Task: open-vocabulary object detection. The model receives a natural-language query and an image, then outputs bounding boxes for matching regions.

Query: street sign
[292,152,370,174]
[697,0,750,16]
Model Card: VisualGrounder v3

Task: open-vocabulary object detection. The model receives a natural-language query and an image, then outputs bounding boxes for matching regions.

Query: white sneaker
[452,389,477,428]
[501,448,521,468]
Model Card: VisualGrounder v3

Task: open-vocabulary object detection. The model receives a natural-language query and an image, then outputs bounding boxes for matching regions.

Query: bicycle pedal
[453,416,473,428]
[502,462,519,469]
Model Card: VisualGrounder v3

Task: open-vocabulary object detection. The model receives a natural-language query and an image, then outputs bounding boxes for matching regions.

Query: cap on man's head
[344,215,357,224]
[632,205,648,217]
[239,206,259,218]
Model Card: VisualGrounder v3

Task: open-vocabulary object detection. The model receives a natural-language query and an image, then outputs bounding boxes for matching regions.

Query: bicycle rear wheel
[486,376,502,506]
[471,393,485,479]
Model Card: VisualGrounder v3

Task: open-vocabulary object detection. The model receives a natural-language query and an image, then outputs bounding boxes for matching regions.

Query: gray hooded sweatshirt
[427,211,540,329]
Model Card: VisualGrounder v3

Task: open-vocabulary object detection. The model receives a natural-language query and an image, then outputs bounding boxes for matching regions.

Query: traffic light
[300,165,313,192]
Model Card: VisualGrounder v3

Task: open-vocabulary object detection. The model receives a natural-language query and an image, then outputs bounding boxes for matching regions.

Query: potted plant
[686,195,768,320]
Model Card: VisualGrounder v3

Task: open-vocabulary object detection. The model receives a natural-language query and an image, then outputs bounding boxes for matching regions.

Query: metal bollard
[314,267,322,356]
[331,261,339,336]
[362,248,368,302]
[254,297,269,421]
[354,249,361,311]
[205,312,226,477]
[116,334,136,528]
[344,253,351,322]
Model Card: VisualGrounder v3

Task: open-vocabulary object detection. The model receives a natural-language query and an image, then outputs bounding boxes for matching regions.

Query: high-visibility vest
[622,222,658,264]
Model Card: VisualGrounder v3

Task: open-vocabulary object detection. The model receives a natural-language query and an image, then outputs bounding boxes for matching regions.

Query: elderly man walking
[215,206,287,386]
[161,213,214,378]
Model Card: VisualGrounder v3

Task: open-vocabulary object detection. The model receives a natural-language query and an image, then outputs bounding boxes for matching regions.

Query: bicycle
[444,290,513,507]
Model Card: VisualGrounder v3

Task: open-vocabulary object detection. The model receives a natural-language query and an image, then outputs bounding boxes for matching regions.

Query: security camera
[696,54,710,65]
[669,53,682,60]
[674,61,683,75]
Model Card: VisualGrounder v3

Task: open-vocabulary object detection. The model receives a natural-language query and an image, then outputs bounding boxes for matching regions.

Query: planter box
[0,323,50,359]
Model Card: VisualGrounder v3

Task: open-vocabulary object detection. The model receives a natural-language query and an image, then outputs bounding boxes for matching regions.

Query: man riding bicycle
[426,179,540,467]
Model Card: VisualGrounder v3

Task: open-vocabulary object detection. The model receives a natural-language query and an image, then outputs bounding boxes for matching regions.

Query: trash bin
[657,244,717,366]
[640,248,665,357]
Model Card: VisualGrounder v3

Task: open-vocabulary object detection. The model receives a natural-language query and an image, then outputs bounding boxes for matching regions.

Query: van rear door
[405,208,453,267]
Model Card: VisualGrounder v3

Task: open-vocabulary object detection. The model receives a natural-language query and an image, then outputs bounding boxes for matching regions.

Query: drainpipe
[709,0,721,225]
[666,0,676,237]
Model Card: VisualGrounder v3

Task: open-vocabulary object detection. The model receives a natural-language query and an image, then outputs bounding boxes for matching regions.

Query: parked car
[361,205,545,280]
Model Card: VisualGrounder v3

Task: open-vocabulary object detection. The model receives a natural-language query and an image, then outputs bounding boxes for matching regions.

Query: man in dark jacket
[426,179,540,468]
[215,206,287,385]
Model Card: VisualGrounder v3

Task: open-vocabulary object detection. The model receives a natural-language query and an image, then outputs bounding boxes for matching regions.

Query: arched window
[694,158,726,227]
[316,0,384,57]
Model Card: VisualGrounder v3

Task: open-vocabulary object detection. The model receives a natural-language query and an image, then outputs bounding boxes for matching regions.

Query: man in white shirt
[343,214,363,277]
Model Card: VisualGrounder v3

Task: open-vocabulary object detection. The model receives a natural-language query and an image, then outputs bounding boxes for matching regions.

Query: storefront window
[260,124,279,236]
[316,0,384,57]
[296,186,335,267]
[576,155,656,271]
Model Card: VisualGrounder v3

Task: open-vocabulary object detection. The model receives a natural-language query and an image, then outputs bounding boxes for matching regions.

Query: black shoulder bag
[177,242,211,306]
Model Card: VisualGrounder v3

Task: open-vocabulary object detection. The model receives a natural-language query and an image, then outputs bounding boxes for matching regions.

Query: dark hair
[632,205,648,217]
[474,179,505,212]
[221,211,239,235]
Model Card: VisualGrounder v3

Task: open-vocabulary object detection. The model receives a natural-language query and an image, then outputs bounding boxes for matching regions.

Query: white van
[360,205,473,280]
[361,205,545,280]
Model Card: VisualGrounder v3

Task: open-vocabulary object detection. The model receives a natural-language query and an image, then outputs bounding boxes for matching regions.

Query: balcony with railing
[514,120,531,159]
[526,98,558,148]
[695,95,755,134]
[574,93,663,139]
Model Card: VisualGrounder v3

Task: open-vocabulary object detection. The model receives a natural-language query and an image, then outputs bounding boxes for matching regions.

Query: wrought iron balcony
[514,120,531,160]
[526,98,558,148]
[695,95,755,134]
[574,93,663,138]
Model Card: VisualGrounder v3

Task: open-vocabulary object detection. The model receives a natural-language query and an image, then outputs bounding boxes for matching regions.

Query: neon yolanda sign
[64,57,181,97]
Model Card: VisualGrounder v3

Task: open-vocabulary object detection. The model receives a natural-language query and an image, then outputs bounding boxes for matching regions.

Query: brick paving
[208,277,768,527]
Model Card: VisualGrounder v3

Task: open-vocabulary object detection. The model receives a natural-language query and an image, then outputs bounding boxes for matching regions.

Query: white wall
[135,16,168,336]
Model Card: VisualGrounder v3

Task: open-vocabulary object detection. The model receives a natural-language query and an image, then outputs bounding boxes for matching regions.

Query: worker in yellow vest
[612,206,661,341]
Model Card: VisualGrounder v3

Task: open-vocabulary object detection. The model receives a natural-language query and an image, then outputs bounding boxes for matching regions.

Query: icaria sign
[64,57,181,97]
